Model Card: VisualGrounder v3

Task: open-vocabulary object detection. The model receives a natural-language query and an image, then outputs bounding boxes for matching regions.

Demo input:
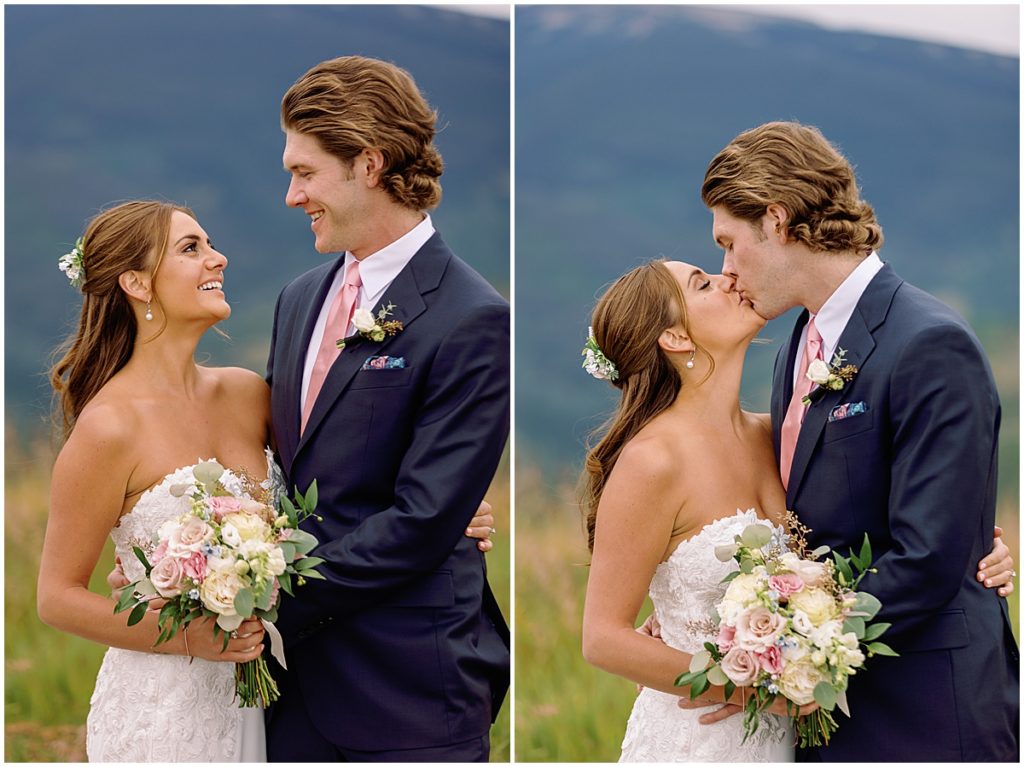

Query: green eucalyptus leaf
[233,588,255,619]
[278,571,293,597]
[810,545,831,559]
[739,558,754,575]
[723,681,737,702]
[740,523,772,549]
[813,682,837,711]
[715,544,739,562]
[707,665,730,686]
[193,460,225,486]
[719,570,741,585]
[842,616,866,639]
[127,600,149,627]
[287,529,319,556]
[304,481,318,515]
[690,673,709,699]
[689,650,711,673]
[859,535,872,568]
[852,592,882,620]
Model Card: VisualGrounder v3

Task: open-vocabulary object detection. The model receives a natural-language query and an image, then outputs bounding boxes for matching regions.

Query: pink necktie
[779,318,822,490]
[301,260,362,434]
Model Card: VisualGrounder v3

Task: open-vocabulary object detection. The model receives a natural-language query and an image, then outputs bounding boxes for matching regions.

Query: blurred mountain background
[4,5,509,761]
[517,3,1018,484]
[515,6,1018,761]
[6,3,509,433]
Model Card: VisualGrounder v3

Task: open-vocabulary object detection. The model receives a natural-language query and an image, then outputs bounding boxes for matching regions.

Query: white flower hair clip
[58,237,86,290]
[582,326,619,382]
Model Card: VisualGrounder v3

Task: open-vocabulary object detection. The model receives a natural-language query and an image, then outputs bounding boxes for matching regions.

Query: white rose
[200,568,245,616]
[806,359,831,385]
[351,307,376,333]
[777,657,827,706]
[779,552,828,588]
[807,619,842,649]
[788,588,840,626]
[220,522,242,549]
[266,547,287,576]
[222,512,271,543]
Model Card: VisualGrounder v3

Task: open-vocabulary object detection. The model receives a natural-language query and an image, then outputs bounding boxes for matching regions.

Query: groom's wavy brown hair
[702,121,883,254]
[281,55,444,211]
[50,200,191,440]
[580,260,710,553]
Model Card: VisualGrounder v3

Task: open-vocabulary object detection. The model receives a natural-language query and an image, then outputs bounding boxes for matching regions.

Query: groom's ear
[118,270,151,303]
[359,148,386,188]
[765,204,791,241]
[658,327,694,355]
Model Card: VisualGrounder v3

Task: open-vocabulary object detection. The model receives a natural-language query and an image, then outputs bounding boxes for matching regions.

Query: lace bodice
[86,451,281,762]
[619,510,793,762]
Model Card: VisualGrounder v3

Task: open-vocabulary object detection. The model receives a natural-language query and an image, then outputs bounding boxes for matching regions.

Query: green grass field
[514,461,1020,762]
[4,432,510,761]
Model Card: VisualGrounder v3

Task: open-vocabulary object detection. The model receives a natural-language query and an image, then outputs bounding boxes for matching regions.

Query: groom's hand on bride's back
[465,500,497,553]
[978,526,1015,598]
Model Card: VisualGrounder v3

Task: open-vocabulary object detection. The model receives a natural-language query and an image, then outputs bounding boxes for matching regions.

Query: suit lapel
[785,264,902,505]
[294,233,449,457]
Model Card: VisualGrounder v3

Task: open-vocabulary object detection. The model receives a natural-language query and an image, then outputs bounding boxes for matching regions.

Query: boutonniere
[336,303,404,351]
[803,348,858,405]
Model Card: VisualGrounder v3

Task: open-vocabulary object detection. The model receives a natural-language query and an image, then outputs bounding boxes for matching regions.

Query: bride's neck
[125,325,206,394]
[670,347,748,430]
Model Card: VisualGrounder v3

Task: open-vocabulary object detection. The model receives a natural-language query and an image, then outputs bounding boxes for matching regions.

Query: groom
[699,121,1018,760]
[264,56,510,761]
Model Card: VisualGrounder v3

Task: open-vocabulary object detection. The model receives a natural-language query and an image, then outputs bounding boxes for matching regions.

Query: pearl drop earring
[145,301,153,321]
[686,351,695,369]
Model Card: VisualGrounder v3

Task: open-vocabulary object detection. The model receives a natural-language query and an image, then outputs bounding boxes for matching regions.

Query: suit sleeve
[265,291,283,387]
[289,300,510,623]
[860,323,1000,636]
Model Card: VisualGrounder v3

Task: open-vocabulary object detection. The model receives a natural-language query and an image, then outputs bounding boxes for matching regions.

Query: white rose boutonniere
[803,348,858,405]
[336,303,404,351]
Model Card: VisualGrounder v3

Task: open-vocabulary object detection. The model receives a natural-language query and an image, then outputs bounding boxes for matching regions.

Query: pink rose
[716,623,736,653]
[768,573,804,600]
[150,556,184,598]
[167,516,213,557]
[720,647,761,686]
[735,607,786,652]
[181,551,207,583]
[206,496,243,522]
[757,644,784,675]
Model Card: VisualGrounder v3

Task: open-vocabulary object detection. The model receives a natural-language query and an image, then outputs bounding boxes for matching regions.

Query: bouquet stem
[796,708,838,748]
[235,656,280,708]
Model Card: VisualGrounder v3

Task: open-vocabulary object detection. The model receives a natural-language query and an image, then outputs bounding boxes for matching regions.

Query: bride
[36,200,495,762]
[580,259,802,762]
[580,258,1014,762]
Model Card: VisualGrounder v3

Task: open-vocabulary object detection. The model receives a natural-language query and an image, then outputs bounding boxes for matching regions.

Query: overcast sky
[445,2,1018,57]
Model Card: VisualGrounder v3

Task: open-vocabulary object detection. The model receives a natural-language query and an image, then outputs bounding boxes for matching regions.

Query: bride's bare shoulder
[748,411,772,435]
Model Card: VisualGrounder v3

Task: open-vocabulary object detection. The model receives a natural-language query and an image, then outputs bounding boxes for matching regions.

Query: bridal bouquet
[115,460,325,707]
[676,513,896,748]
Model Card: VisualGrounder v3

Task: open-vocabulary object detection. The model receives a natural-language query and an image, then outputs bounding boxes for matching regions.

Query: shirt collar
[810,252,884,354]
[343,214,435,300]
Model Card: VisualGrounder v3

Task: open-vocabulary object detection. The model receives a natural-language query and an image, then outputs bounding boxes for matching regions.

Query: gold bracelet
[183,625,193,663]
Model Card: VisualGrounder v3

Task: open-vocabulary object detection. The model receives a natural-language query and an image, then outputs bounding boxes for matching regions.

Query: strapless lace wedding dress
[86,451,284,762]
[619,509,794,762]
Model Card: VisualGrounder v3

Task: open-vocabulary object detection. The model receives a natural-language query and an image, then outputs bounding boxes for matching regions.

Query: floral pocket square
[362,355,406,371]
[828,401,869,422]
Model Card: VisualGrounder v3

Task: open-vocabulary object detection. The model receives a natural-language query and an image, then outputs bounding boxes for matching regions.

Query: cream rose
[806,359,831,385]
[150,555,184,598]
[735,607,786,652]
[777,657,826,706]
[788,587,840,626]
[719,647,761,686]
[719,573,764,623]
[351,308,376,333]
[222,512,271,543]
[200,568,246,616]
[779,552,828,588]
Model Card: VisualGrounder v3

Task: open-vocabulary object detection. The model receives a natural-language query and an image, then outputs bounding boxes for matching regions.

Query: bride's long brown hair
[50,200,193,440]
[579,260,710,552]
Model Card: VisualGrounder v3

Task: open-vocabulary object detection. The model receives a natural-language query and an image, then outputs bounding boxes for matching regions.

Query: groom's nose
[714,274,736,292]
[285,178,307,208]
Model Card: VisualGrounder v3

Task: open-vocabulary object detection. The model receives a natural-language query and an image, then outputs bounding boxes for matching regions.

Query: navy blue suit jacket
[265,232,510,751]
[772,265,1018,761]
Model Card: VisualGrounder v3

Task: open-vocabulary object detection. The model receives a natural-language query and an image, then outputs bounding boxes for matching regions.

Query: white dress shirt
[792,252,884,390]
[300,215,435,411]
